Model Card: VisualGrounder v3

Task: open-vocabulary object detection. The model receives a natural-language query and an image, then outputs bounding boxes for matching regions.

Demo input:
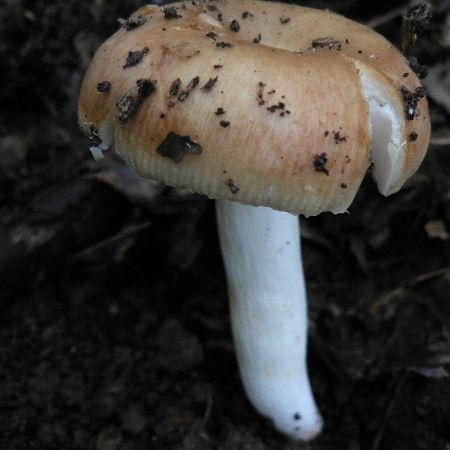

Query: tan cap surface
[79,0,430,216]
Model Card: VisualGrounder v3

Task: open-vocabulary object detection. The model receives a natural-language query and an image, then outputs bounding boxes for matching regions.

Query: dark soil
[1,1,449,449]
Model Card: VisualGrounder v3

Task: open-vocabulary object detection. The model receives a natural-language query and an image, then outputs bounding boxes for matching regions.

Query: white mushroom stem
[216,200,323,441]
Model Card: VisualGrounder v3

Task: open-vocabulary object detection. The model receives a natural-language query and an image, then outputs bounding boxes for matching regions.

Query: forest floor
[0,0,449,449]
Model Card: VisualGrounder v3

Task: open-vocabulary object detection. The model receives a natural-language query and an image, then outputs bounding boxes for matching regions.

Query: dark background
[1,0,449,449]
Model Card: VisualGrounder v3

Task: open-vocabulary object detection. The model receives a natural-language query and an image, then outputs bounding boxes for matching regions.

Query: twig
[40,93,58,117]
[407,266,450,287]
[365,0,421,29]
[401,1,432,53]
[71,221,152,260]
[430,137,450,146]
[371,372,409,450]
[201,391,213,426]
[310,336,350,383]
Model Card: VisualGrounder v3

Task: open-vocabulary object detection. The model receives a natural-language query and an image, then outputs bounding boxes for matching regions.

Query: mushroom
[78,0,430,441]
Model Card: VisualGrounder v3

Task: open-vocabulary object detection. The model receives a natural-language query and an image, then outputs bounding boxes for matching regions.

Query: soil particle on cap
[311,37,342,50]
[225,179,240,194]
[242,11,254,19]
[334,131,347,143]
[214,64,223,69]
[408,56,428,79]
[162,42,200,58]
[169,79,182,96]
[136,78,156,97]
[324,130,329,137]
[409,131,418,141]
[187,76,200,90]
[313,152,330,175]
[340,183,348,189]
[116,95,136,126]
[230,20,240,32]
[116,79,157,126]
[401,2,432,52]
[215,107,225,115]
[257,82,266,105]
[216,42,233,49]
[162,7,182,19]
[202,77,218,92]
[118,15,147,31]
[156,132,202,163]
[280,16,291,24]
[220,120,230,128]
[207,4,218,11]
[178,91,189,102]
[217,13,223,22]
[267,102,286,115]
[96,81,111,93]
[89,125,102,146]
[401,86,425,120]
[206,32,218,40]
[168,100,176,108]
[177,76,200,102]
[253,33,262,44]
[123,47,149,68]
[403,72,410,78]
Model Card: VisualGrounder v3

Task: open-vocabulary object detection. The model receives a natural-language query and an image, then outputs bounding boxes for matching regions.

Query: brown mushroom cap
[78,0,430,216]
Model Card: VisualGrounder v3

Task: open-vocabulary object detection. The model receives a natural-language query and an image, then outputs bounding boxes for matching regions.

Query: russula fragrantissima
[78,0,430,441]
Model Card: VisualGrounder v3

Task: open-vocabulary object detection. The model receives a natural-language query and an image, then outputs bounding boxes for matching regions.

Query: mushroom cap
[79,0,430,216]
